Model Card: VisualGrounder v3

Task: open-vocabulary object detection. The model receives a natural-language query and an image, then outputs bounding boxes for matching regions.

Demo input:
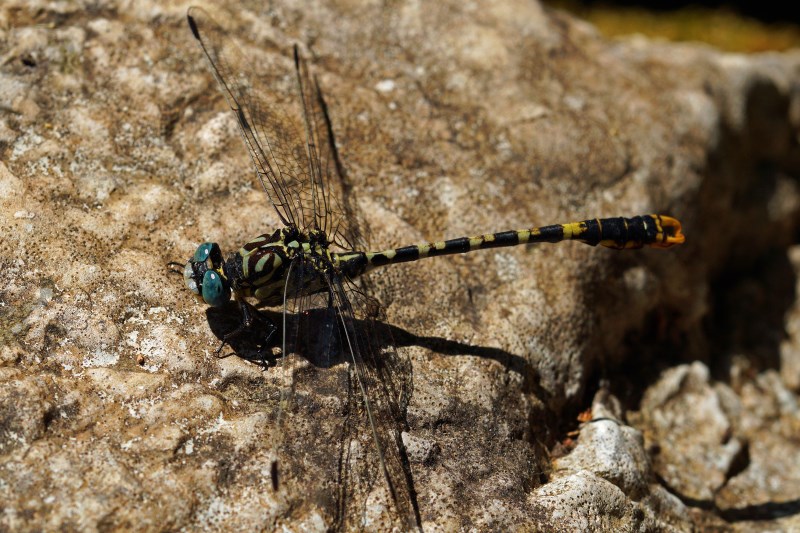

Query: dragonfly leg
[215,300,278,358]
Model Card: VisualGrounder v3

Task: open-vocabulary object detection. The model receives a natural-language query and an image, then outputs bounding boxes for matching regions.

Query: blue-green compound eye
[201,270,230,307]
[194,242,216,263]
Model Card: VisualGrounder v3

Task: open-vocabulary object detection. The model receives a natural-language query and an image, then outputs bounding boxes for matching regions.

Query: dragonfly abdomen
[550,214,684,249]
[350,214,683,272]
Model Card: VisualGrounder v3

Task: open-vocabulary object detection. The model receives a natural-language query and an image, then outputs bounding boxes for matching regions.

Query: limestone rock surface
[2,0,800,531]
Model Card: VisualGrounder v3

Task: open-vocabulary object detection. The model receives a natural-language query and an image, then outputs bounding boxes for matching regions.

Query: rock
[630,362,744,503]
[538,389,692,530]
[2,0,799,530]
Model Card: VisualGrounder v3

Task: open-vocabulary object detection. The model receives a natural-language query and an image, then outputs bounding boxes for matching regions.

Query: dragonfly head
[184,242,231,307]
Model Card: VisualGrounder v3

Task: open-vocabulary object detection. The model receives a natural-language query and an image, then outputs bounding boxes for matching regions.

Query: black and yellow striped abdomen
[335,215,683,276]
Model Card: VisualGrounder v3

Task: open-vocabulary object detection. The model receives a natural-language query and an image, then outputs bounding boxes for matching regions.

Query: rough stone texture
[630,363,800,532]
[631,362,745,503]
[533,390,692,531]
[1,0,800,531]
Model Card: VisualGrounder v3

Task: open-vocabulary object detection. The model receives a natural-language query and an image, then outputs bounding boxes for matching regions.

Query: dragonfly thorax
[202,226,335,307]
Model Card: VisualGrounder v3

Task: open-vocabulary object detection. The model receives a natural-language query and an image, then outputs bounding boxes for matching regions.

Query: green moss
[546,2,800,52]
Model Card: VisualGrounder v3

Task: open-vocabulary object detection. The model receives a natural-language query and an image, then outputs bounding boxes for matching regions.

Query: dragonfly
[180,6,685,530]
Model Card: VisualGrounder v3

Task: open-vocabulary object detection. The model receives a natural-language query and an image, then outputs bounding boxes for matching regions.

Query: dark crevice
[547,1,797,26]
[705,249,796,381]
[719,500,800,522]
[579,66,800,528]
[724,439,751,481]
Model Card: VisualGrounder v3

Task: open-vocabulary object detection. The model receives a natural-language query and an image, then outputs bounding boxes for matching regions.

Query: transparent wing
[290,44,418,526]
[331,275,420,530]
[187,7,310,229]
[270,257,350,525]
[188,7,416,527]
[273,258,418,529]
[293,46,366,251]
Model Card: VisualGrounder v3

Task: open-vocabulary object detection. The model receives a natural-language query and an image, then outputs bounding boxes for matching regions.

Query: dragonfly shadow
[390,328,544,398]
[205,303,544,397]
[205,303,344,369]
[204,304,278,364]
[718,499,800,521]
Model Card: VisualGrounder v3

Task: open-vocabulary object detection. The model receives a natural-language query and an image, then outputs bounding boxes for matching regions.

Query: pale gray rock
[630,362,744,502]
[538,390,691,531]
[2,0,800,531]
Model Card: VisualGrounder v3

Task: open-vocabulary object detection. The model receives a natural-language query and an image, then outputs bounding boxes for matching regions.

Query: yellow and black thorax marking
[225,227,334,306]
